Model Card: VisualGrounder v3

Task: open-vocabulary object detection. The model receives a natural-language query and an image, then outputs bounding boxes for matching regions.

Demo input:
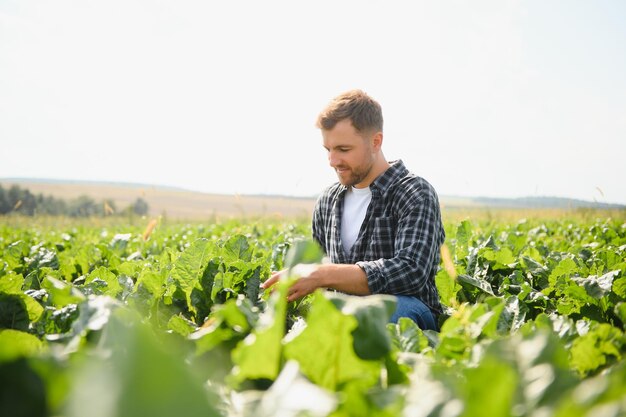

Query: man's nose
[328,151,340,167]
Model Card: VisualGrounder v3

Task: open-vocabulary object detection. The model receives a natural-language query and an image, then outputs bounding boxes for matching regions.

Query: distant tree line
[0,184,149,217]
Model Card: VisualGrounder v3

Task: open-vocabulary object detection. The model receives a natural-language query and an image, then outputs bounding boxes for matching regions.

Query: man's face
[322,119,377,188]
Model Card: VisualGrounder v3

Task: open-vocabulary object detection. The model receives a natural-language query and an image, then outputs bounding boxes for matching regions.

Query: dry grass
[3,180,623,223]
[1,181,316,220]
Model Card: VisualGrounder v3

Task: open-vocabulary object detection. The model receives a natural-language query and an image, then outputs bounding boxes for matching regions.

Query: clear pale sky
[1,0,625,204]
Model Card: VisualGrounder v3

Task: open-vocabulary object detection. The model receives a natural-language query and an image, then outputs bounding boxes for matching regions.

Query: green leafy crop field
[1,213,625,417]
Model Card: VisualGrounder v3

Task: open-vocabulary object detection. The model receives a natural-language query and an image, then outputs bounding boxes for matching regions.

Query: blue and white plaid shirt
[312,160,445,314]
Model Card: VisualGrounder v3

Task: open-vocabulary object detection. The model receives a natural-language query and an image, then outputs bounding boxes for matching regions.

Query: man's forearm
[264,263,372,302]
[313,263,371,295]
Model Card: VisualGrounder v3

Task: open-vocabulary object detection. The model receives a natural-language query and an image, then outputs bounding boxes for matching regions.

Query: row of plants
[0,216,625,416]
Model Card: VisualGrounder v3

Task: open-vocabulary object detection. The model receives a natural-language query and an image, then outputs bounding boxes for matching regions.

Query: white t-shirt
[341,186,372,254]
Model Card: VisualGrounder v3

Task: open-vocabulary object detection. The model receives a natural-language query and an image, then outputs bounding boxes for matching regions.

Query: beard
[335,162,372,187]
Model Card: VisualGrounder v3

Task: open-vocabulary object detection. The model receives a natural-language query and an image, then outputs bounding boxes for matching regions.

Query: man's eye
[338,148,350,152]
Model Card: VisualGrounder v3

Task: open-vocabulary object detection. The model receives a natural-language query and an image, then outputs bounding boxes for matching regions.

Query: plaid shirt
[312,160,445,314]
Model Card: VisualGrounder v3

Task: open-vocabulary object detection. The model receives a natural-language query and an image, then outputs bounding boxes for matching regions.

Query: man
[262,89,445,331]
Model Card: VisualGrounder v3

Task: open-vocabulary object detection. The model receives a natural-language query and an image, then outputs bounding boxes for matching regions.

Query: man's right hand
[261,270,284,292]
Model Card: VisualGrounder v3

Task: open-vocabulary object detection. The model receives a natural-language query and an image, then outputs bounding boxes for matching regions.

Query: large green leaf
[388,317,429,353]
[549,258,579,284]
[171,238,212,316]
[190,295,255,356]
[328,292,396,360]
[136,269,165,298]
[0,273,44,327]
[238,361,338,417]
[569,322,624,376]
[65,310,221,417]
[42,276,84,307]
[283,292,381,391]
[0,272,24,293]
[172,238,211,292]
[0,358,47,417]
[454,220,473,260]
[458,274,494,296]
[283,239,324,269]
[85,267,122,297]
[231,282,289,384]
[0,293,30,331]
[51,296,122,352]
[572,270,619,299]
[26,244,59,275]
[167,314,197,337]
[462,355,518,417]
[435,268,461,306]
[0,329,44,361]
[222,234,252,262]
[481,247,517,270]
[613,277,626,299]
[455,331,577,416]
[3,240,29,272]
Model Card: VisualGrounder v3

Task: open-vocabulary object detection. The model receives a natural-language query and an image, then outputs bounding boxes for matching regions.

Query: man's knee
[389,295,438,331]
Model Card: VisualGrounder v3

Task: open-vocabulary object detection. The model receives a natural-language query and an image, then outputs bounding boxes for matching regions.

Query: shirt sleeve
[311,195,327,254]
[356,195,444,295]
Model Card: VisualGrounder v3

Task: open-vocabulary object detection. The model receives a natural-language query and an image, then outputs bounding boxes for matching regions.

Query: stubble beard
[336,162,372,187]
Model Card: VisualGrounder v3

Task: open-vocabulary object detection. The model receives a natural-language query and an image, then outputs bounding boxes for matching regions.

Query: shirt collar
[336,159,407,196]
[370,159,407,194]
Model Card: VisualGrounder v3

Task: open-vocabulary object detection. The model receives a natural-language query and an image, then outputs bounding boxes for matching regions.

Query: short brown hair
[316,89,383,134]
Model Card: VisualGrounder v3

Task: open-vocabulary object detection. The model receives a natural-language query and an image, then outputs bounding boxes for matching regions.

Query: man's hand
[261,264,371,302]
[261,270,284,292]
[261,267,322,302]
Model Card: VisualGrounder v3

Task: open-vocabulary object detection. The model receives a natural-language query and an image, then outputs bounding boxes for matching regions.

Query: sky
[1,0,625,204]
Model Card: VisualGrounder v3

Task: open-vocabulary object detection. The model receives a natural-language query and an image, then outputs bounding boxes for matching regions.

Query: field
[3,179,621,220]
[1,211,625,417]
[0,180,318,219]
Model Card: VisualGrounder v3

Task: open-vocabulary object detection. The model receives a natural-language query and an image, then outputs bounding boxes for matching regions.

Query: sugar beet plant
[0,216,625,416]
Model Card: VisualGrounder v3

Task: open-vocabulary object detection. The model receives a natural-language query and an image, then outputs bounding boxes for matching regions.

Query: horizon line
[1,176,624,208]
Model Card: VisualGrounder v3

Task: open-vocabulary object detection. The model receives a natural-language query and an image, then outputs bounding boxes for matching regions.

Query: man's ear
[371,131,383,152]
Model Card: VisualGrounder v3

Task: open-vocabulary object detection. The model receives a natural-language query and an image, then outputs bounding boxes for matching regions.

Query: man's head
[316,89,383,136]
[317,90,389,189]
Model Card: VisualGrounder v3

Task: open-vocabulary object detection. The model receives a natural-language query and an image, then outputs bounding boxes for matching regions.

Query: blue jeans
[390,295,438,331]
